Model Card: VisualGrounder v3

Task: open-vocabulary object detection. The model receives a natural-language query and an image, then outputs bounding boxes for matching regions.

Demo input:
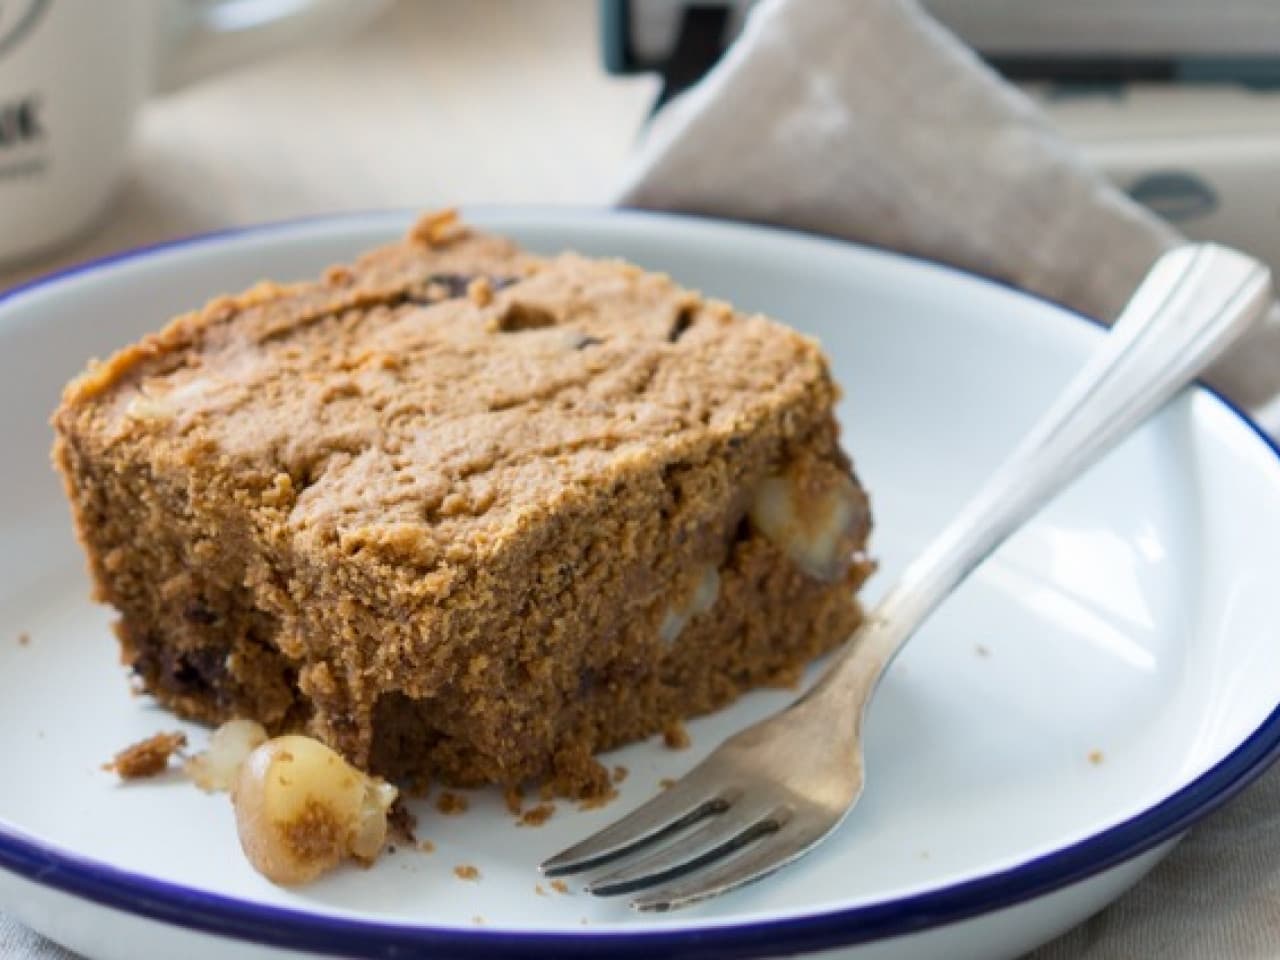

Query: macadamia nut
[749,462,866,581]
[659,565,721,644]
[232,735,398,886]
[185,718,268,793]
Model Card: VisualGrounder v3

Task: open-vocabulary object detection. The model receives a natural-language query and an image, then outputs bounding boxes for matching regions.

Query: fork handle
[808,244,1273,721]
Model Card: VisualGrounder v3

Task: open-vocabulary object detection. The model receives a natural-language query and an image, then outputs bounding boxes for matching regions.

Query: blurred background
[0,1,656,288]
[2,0,1278,289]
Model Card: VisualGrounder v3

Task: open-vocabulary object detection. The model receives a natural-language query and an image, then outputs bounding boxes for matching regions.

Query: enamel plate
[2,210,1279,960]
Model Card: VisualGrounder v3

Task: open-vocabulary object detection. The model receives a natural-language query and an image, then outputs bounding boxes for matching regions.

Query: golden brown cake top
[57,213,838,569]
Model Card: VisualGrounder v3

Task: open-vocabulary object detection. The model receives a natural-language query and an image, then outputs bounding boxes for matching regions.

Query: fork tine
[628,816,832,912]
[585,799,787,896]
[540,778,735,877]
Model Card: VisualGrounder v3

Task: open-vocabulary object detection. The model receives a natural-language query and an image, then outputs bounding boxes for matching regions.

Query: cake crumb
[535,883,548,896]
[975,643,991,658]
[612,765,629,784]
[503,784,524,816]
[436,791,469,815]
[472,915,485,926]
[551,756,613,802]
[662,722,691,750]
[1088,750,1105,766]
[404,772,432,798]
[387,799,417,845]
[417,839,436,854]
[551,879,570,895]
[467,276,494,307]
[324,264,355,287]
[518,802,556,827]
[579,917,589,926]
[16,631,30,647]
[454,864,481,881]
[576,789,618,812]
[919,850,931,860]
[765,664,804,689]
[659,777,677,790]
[409,208,464,247]
[103,732,187,779]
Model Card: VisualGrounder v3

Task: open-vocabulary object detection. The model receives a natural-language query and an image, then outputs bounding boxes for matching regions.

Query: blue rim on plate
[2,209,1279,958]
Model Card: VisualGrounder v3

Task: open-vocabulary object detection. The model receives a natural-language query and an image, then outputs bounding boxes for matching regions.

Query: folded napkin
[617,2,1280,958]
[0,921,66,960]
[617,0,1280,436]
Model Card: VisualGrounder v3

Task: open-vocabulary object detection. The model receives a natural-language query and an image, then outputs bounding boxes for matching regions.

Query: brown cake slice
[52,211,873,797]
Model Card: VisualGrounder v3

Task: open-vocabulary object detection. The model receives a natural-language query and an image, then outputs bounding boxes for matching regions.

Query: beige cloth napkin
[617,1,1280,958]
[617,0,1280,436]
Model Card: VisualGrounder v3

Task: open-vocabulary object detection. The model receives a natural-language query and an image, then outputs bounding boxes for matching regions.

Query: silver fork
[541,244,1274,912]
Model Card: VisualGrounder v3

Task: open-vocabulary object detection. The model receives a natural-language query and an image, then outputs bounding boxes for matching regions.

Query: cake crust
[53,211,872,795]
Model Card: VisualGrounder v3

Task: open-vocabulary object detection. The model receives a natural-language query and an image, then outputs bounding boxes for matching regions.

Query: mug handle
[155,0,393,93]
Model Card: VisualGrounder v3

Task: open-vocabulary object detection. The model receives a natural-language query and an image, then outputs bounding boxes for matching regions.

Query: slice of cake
[52,211,873,797]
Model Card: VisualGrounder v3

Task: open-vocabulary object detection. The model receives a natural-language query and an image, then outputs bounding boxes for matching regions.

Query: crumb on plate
[104,731,187,779]
[765,664,804,689]
[504,784,524,816]
[662,722,691,750]
[518,803,556,827]
[454,864,481,881]
[577,789,618,812]
[612,765,629,784]
[388,799,418,845]
[436,791,469,815]
[551,879,570,895]
[1089,749,1105,765]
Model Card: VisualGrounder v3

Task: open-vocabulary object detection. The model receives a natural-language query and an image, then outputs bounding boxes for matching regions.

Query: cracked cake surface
[52,211,873,796]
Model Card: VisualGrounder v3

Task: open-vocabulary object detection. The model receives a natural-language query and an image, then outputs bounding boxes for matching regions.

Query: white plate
[2,210,1280,960]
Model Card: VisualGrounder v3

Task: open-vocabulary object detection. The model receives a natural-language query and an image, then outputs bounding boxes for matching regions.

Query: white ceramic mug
[0,0,389,264]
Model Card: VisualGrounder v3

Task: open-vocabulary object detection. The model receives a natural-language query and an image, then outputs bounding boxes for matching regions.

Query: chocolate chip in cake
[667,305,696,343]
[492,301,557,332]
[183,600,220,626]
